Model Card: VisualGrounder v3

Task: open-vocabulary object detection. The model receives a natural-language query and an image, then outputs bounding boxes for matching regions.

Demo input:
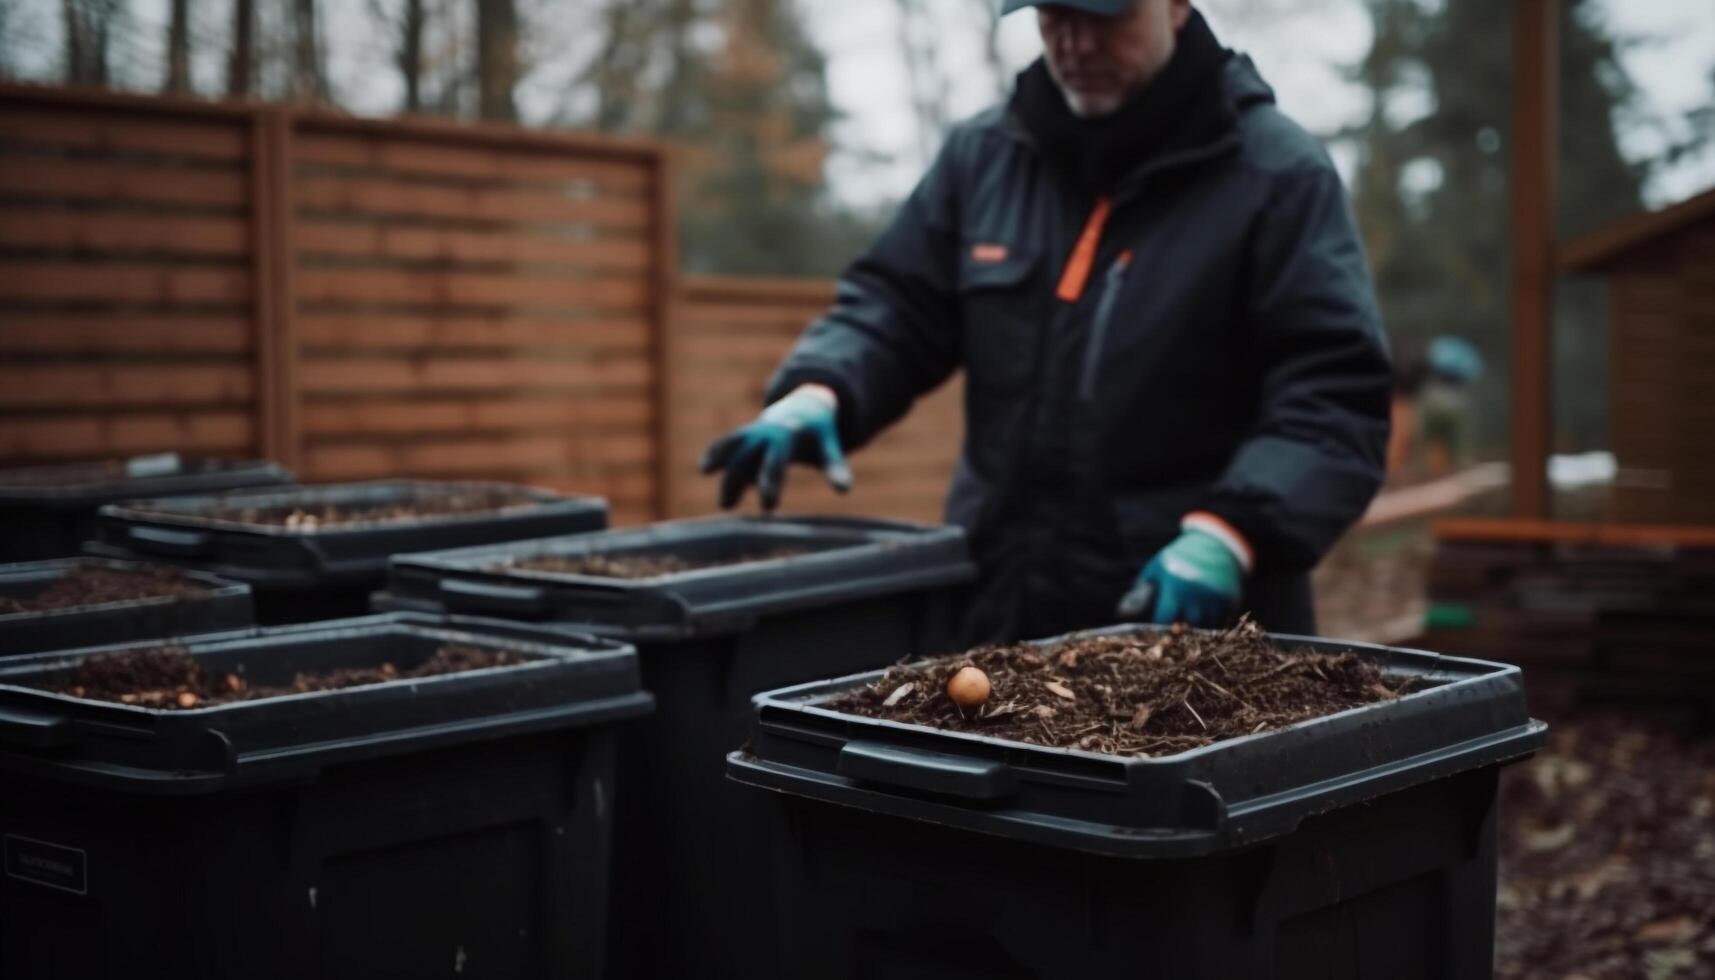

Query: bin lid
[94,480,610,588]
[727,625,1546,858]
[386,515,978,638]
[0,611,650,793]
[0,456,291,509]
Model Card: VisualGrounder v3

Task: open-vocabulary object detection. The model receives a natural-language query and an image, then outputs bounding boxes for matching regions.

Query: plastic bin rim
[0,613,638,717]
[399,514,963,583]
[0,558,250,623]
[99,479,602,537]
[749,625,1527,765]
[0,459,289,503]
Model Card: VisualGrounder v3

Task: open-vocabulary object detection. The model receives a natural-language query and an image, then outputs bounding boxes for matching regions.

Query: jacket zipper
[1078,250,1133,401]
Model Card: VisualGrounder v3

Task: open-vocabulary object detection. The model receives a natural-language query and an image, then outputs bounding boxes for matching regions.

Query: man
[702,0,1392,643]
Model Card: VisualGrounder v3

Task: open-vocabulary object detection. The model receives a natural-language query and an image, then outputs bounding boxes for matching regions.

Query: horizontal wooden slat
[0,410,253,457]
[294,221,652,270]
[294,175,649,228]
[301,396,652,435]
[295,314,650,352]
[1433,518,1715,550]
[0,157,246,208]
[293,133,652,192]
[679,304,827,333]
[298,356,652,394]
[303,437,653,480]
[0,107,247,161]
[0,314,251,353]
[0,364,253,407]
[295,267,647,310]
[0,210,248,256]
[0,260,250,304]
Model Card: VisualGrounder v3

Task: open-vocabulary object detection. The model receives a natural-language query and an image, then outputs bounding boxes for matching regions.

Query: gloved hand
[1115,527,1245,628]
[700,385,851,511]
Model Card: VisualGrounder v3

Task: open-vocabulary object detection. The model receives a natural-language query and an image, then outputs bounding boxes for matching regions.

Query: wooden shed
[1559,186,1715,525]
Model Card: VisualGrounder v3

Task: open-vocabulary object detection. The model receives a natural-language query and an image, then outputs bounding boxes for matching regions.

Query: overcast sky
[6,0,1712,210]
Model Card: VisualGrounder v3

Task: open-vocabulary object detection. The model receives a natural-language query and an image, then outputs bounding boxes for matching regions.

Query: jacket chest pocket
[958,246,1042,393]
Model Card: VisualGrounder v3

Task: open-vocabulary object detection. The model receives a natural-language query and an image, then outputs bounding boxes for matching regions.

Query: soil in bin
[157,487,543,530]
[502,547,811,579]
[51,643,525,709]
[0,565,207,615]
[826,620,1415,757]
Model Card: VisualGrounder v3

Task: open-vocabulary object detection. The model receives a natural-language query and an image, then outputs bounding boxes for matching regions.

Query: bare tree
[370,0,429,112]
[893,0,950,163]
[164,0,191,93]
[227,0,254,96]
[61,0,118,85]
[290,0,328,103]
[475,0,519,121]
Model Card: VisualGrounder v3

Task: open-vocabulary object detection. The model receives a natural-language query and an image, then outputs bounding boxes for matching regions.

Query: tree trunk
[165,0,192,94]
[292,0,327,103]
[476,0,520,122]
[227,0,254,97]
[400,0,426,113]
[655,0,698,134]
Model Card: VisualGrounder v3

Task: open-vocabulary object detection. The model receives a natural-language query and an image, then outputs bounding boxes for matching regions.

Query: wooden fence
[0,84,673,525]
[0,85,965,527]
[666,276,962,524]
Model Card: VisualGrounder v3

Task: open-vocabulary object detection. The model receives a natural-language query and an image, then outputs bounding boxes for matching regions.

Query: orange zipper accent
[1055,195,1113,303]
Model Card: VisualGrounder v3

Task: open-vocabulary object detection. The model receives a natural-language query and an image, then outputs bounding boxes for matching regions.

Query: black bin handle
[0,706,74,749]
[437,579,554,618]
[838,741,1018,801]
[126,525,213,558]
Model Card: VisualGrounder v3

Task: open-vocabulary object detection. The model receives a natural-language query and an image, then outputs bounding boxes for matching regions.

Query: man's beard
[1060,86,1124,119]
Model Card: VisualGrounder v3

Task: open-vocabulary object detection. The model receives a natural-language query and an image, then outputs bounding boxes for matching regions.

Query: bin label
[4,834,87,895]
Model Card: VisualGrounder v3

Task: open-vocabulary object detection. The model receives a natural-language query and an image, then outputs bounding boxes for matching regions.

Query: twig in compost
[1184,700,1207,730]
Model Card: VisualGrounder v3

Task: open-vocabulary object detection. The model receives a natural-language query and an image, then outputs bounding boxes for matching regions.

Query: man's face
[1037,0,1192,118]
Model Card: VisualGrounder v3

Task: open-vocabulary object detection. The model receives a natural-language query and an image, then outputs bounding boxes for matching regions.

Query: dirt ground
[1496,710,1715,979]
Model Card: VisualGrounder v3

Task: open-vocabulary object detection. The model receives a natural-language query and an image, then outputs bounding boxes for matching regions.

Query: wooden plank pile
[1422,519,1715,711]
[1420,518,1715,717]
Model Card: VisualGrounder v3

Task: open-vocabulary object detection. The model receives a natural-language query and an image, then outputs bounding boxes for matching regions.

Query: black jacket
[766,55,1392,643]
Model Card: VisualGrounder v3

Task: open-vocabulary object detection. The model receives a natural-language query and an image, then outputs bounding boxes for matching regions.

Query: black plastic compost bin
[727,625,1549,980]
[377,515,978,980]
[0,611,652,980]
[0,557,253,656]
[0,454,290,563]
[90,479,609,624]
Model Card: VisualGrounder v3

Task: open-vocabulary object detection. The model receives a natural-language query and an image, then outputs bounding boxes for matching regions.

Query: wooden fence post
[252,107,300,470]
[651,145,679,520]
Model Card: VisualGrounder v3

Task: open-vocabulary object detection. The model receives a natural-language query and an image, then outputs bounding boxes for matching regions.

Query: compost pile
[503,547,810,579]
[828,620,1415,757]
[1496,711,1715,979]
[54,643,525,709]
[191,488,541,530]
[0,565,206,615]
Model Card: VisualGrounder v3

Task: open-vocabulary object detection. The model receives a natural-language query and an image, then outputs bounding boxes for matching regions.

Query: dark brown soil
[182,488,542,529]
[503,547,810,579]
[0,565,207,615]
[54,643,525,709]
[825,620,1415,757]
[1496,711,1715,978]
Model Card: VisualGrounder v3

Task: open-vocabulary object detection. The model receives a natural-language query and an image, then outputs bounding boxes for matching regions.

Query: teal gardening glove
[1116,517,1250,628]
[700,385,851,512]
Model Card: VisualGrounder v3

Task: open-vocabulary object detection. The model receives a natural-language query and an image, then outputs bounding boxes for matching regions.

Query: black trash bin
[0,611,652,980]
[378,515,978,980]
[0,454,290,563]
[0,557,253,656]
[727,626,1548,980]
[91,479,609,624]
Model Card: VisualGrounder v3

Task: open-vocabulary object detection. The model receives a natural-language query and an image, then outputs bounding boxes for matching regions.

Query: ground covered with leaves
[1497,711,1715,979]
[826,620,1414,756]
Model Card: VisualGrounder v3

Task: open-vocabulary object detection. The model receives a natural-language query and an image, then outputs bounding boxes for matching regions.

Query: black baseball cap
[1001,0,1138,15]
